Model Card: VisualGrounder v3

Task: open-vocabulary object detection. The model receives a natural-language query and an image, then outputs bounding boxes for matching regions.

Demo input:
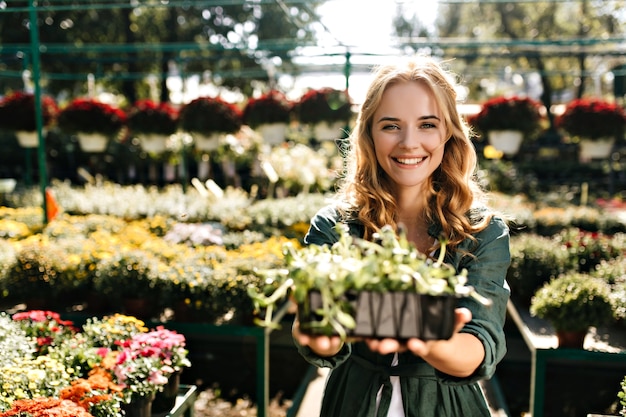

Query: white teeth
[395,157,425,165]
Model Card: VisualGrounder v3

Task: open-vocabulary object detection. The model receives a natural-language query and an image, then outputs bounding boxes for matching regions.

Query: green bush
[530,272,614,332]
[507,233,574,305]
[592,257,626,323]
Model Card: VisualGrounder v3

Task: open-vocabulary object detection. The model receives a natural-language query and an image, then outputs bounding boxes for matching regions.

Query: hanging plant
[295,87,353,125]
[127,99,178,136]
[467,95,544,137]
[0,91,58,132]
[242,90,292,128]
[556,98,625,141]
[179,96,242,135]
[57,98,126,136]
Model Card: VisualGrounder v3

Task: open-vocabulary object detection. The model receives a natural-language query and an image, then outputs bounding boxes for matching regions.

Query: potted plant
[555,98,625,161]
[81,313,148,350]
[11,310,76,356]
[57,98,127,152]
[468,95,544,157]
[530,272,614,349]
[179,96,242,151]
[242,90,292,145]
[248,225,491,340]
[127,99,179,154]
[127,326,191,413]
[0,91,59,148]
[294,87,353,141]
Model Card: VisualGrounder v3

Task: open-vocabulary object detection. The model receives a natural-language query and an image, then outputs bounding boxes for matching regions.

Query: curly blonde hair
[336,56,490,251]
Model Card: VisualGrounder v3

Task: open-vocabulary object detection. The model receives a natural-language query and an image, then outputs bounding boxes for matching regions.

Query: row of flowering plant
[0,311,191,412]
[555,97,626,141]
[0,91,59,131]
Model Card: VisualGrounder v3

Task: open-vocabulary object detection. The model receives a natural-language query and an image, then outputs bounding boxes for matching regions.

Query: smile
[393,157,427,165]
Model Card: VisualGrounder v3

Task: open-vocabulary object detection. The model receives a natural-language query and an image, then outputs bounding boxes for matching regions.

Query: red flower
[12,309,76,355]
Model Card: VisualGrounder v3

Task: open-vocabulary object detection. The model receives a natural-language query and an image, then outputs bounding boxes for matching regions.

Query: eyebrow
[375,115,441,123]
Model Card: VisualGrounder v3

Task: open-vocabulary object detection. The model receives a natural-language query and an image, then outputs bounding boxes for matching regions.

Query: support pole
[28,0,48,224]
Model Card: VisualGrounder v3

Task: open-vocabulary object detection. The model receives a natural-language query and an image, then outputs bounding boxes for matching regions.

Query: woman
[292,56,511,417]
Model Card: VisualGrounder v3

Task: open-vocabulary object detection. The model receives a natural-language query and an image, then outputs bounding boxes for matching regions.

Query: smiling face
[371,80,447,194]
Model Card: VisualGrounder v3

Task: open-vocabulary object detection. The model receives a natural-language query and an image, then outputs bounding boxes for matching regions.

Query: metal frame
[506,300,626,417]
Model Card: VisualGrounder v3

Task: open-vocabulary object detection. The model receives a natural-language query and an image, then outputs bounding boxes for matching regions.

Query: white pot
[578,137,615,162]
[78,133,109,152]
[488,130,524,157]
[257,123,287,146]
[137,133,168,154]
[313,121,345,141]
[15,130,43,148]
[194,133,223,151]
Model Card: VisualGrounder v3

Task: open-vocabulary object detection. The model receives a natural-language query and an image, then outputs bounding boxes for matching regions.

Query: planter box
[299,290,456,340]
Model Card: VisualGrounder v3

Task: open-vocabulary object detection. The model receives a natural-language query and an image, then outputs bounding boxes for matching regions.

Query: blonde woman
[293,56,511,417]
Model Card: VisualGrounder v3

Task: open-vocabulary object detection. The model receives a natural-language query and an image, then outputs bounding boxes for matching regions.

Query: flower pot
[152,370,182,413]
[194,133,223,151]
[122,393,155,417]
[77,133,109,152]
[15,130,42,148]
[257,123,288,146]
[299,290,457,340]
[578,137,615,162]
[137,133,168,154]
[488,130,524,157]
[313,121,345,141]
[556,329,588,349]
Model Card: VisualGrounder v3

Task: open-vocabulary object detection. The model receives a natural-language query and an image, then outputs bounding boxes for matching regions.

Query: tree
[433,0,624,130]
[0,1,325,102]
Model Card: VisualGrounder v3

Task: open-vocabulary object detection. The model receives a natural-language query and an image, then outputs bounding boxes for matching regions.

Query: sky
[282,0,440,104]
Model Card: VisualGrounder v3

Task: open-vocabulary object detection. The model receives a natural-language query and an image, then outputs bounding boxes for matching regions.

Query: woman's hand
[292,318,345,357]
[364,308,483,377]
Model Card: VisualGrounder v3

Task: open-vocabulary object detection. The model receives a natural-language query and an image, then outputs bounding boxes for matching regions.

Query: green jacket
[295,205,511,417]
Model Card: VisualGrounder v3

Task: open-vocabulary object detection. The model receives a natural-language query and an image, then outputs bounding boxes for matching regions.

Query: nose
[398,127,421,149]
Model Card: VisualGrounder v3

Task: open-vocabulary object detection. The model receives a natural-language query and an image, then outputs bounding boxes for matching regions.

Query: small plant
[556,97,625,140]
[530,272,614,332]
[248,225,491,340]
